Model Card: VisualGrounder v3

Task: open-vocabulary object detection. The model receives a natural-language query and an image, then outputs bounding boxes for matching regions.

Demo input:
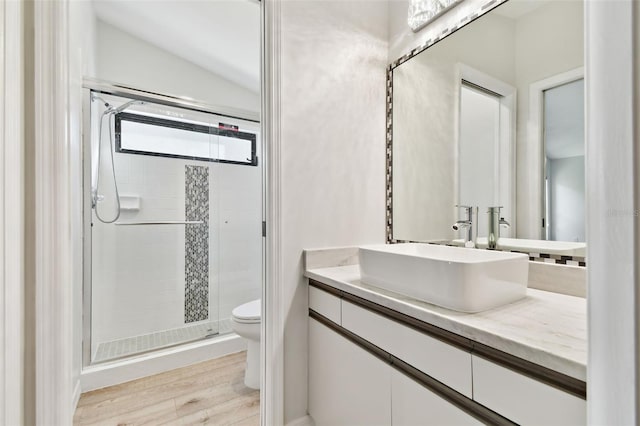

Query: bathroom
[0,0,638,425]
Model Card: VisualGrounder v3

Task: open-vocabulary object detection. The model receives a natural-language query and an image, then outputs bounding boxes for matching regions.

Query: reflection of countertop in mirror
[304,252,586,381]
[451,237,586,257]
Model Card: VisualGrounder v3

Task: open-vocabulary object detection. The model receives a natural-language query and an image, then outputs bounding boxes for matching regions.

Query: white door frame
[527,67,584,240]
[261,0,285,424]
[32,0,75,424]
[0,1,25,425]
[585,1,639,423]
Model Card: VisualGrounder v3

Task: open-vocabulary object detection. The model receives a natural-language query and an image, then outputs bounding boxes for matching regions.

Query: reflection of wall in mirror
[515,1,584,239]
[391,0,584,243]
[392,12,515,242]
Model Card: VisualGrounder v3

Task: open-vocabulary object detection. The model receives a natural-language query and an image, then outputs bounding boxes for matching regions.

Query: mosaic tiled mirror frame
[384,0,586,268]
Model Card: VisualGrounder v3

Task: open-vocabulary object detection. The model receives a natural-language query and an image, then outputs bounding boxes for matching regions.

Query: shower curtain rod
[83,78,260,124]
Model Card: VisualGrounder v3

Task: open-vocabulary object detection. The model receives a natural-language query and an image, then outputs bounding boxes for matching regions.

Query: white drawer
[309,285,341,325]
[472,355,586,425]
[392,369,482,426]
[341,300,472,398]
[309,318,392,425]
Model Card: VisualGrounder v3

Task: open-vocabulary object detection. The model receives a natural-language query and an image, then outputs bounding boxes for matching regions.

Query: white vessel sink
[359,243,529,313]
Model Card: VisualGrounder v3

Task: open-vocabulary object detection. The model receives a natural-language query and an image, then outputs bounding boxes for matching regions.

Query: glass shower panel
[209,115,262,334]
[89,94,220,364]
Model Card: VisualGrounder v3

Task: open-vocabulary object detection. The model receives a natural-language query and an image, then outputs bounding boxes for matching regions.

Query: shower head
[111,99,146,114]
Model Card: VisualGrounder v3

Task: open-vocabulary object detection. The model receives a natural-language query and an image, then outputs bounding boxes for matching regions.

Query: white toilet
[230,299,261,389]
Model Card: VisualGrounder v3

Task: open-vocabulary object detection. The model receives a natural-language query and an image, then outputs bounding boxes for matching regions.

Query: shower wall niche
[86,91,262,364]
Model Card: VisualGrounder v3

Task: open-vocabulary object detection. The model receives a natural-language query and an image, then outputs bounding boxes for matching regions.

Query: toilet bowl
[230,299,261,389]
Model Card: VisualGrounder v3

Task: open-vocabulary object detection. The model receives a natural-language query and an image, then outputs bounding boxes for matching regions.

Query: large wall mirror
[388,0,586,261]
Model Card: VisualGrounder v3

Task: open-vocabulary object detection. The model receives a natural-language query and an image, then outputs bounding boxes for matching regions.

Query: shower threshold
[93,319,232,364]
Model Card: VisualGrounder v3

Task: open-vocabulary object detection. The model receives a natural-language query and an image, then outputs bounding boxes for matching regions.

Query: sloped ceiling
[93,0,260,93]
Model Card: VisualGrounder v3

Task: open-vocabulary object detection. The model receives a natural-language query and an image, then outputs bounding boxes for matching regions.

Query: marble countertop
[305,264,587,381]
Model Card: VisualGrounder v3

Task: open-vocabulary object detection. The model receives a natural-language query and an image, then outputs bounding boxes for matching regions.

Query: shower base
[93,318,233,363]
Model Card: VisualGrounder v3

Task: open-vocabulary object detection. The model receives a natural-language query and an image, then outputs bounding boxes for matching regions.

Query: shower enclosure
[82,82,262,366]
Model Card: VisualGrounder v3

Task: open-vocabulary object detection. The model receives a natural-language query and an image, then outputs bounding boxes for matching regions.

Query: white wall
[95,20,260,114]
[548,156,585,242]
[278,1,388,421]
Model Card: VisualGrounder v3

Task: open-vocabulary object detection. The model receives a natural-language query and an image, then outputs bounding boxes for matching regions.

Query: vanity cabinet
[472,356,586,425]
[392,369,481,426]
[341,300,473,397]
[309,286,341,324]
[309,317,481,426]
[308,317,392,426]
[307,282,586,425]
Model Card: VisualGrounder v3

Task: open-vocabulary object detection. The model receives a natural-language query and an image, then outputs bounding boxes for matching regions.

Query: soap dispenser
[487,207,510,249]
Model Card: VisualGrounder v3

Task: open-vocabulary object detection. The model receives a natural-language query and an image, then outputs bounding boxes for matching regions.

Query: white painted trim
[527,67,584,240]
[33,0,74,423]
[81,333,246,392]
[286,414,315,426]
[262,0,284,425]
[585,1,639,423]
[0,1,25,425]
[72,381,81,414]
[458,63,515,97]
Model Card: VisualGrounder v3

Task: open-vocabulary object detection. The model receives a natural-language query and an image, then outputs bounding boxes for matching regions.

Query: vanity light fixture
[408,0,465,32]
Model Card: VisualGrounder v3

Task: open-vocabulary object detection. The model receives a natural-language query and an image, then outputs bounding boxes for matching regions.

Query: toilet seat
[231,299,261,323]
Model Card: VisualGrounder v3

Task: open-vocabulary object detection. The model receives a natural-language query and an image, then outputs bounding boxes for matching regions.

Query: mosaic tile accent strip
[527,252,586,267]
[93,319,231,363]
[185,165,210,323]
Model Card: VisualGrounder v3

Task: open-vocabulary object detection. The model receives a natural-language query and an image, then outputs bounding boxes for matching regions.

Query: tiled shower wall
[91,139,262,349]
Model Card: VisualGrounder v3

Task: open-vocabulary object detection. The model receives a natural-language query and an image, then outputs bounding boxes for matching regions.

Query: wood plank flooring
[74,351,259,426]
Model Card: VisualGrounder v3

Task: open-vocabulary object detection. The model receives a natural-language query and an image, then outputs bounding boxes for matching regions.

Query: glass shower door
[88,93,221,364]
[208,115,262,335]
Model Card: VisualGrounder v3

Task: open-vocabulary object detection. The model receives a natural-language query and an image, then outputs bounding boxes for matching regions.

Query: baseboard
[81,333,246,392]
[72,380,81,413]
[286,415,315,426]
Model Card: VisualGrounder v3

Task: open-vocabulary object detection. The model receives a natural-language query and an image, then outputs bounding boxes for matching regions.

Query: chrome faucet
[453,205,478,248]
[487,206,510,249]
